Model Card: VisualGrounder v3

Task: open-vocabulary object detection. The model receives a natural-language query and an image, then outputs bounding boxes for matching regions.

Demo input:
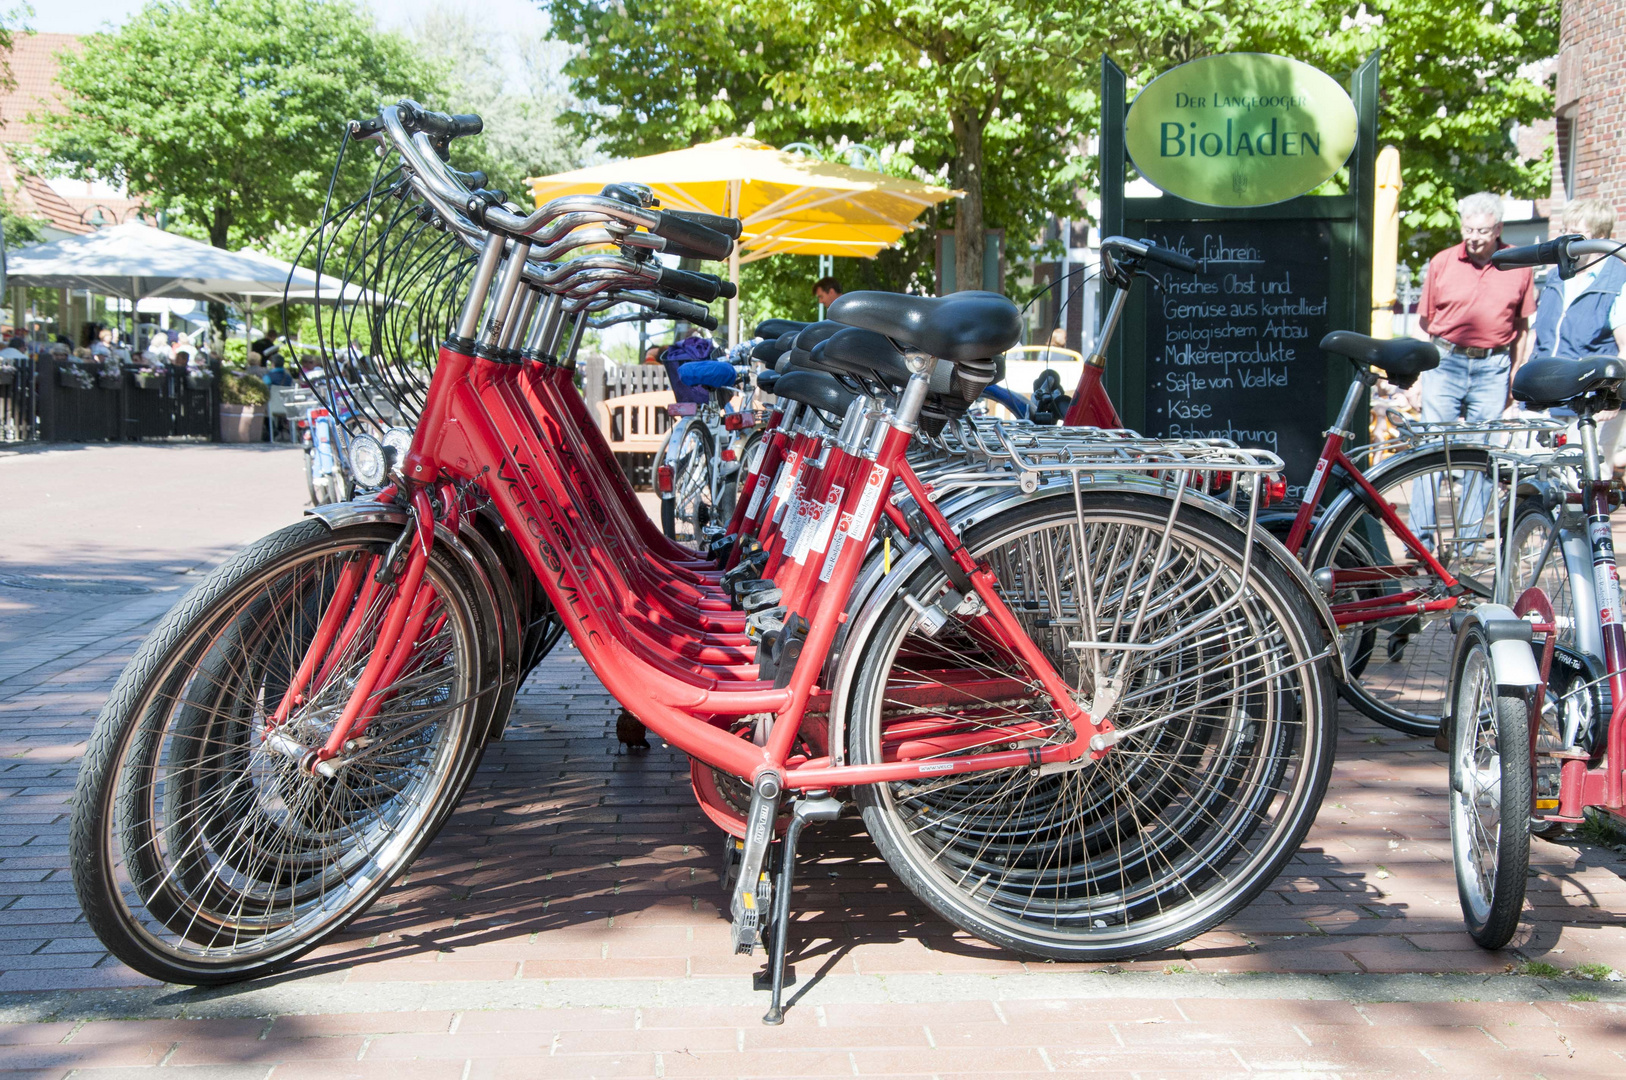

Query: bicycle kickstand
[761,793,842,1026]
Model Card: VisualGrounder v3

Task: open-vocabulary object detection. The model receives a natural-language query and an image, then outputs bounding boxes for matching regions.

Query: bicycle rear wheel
[70,519,499,985]
[1309,445,1499,736]
[845,492,1335,960]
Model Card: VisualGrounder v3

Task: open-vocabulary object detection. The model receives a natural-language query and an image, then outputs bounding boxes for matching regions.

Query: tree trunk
[951,109,985,293]
[208,209,232,349]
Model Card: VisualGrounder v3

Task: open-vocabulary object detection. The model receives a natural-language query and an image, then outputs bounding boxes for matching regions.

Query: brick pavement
[3,445,1626,1077]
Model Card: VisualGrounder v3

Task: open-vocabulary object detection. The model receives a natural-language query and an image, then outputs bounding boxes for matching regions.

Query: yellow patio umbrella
[1371,145,1402,338]
[527,137,960,342]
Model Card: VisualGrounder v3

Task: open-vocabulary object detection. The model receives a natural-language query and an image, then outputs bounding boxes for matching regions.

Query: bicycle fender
[304,499,408,531]
[1457,603,1542,692]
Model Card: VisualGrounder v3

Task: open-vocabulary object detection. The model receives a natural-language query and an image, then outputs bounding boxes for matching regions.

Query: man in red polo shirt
[1413,191,1536,423]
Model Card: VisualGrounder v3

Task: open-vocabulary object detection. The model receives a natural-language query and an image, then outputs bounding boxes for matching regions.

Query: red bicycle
[70,102,1336,1021]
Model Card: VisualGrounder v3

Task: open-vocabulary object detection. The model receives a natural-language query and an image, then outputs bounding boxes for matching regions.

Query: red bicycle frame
[273,238,1111,803]
[1280,419,1464,626]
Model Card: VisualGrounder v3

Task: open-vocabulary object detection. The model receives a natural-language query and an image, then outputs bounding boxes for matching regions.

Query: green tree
[37,0,436,332]
[545,0,962,297]
[546,0,1091,310]
[0,11,48,249]
[411,5,583,198]
[545,0,824,154]
[769,0,1094,294]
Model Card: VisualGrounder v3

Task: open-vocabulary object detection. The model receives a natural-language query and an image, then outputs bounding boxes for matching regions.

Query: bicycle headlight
[382,427,413,475]
[350,434,388,488]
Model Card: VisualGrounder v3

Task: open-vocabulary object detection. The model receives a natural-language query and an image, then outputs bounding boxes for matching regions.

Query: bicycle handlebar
[601,291,718,330]
[1100,235,1200,273]
[1490,233,1626,274]
[1143,243,1200,273]
[658,265,735,302]
[665,210,745,241]
[358,101,742,317]
[399,101,483,141]
[650,212,735,261]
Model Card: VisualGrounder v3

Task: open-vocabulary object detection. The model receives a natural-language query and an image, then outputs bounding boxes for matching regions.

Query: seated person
[263,355,295,387]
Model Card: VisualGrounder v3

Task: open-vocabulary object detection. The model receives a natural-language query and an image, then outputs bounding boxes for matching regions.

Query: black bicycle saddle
[828,291,1022,362]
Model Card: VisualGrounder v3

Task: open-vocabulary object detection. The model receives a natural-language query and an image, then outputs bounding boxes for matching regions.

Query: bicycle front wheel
[845,492,1336,960]
[1309,445,1499,736]
[1448,621,1531,949]
[70,519,499,985]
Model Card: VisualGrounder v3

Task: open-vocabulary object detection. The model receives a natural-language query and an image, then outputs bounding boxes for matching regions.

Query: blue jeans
[1409,347,1511,551]
[1418,348,1512,425]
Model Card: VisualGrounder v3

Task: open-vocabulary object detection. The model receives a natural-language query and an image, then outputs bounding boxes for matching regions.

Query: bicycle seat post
[1329,365,1376,441]
[1577,412,1605,486]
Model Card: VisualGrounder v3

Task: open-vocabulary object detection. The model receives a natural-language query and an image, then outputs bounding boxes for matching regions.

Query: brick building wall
[1557,0,1626,222]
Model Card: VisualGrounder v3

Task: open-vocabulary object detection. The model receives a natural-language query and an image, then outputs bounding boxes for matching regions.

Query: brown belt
[1432,337,1507,360]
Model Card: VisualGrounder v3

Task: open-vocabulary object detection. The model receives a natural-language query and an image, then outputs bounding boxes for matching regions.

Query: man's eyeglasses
[1461,225,1499,238]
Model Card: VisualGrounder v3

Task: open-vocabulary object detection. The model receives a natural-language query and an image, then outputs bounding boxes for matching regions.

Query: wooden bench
[596,389,677,453]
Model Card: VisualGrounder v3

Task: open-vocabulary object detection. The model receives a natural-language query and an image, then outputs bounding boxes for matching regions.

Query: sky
[31,0,550,38]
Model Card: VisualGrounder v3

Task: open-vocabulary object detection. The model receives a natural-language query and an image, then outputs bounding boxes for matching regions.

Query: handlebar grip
[419,111,482,140]
[397,100,483,139]
[660,239,733,262]
[1491,238,1566,270]
[658,266,729,303]
[651,211,734,261]
[665,209,744,240]
[653,295,718,330]
[448,167,487,191]
[1144,243,1200,273]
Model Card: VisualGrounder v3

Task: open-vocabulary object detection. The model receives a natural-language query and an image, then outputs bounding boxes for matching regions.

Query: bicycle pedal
[722,553,769,596]
[745,606,787,642]
[741,586,784,614]
[706,534,737,563]
[755,613,810,689]
[733,577,779,611]
[722,837,744,893]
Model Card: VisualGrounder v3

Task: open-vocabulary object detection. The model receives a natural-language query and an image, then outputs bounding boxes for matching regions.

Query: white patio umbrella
[231,249,387,311]
[5,223,303,304]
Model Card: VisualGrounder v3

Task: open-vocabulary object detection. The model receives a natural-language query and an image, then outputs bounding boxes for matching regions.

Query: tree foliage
[37,0,434,252]
[544,0,951,316]
[410,5,583,199]
[770,0,1092,296]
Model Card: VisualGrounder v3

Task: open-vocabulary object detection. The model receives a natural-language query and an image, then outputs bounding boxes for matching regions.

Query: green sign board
[1125,53,1358,208]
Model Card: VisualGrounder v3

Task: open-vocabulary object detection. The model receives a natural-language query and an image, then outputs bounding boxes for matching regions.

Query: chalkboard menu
[1139,218,1334,495]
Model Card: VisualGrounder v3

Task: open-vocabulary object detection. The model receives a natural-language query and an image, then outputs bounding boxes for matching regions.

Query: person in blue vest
[1544,200,1626,474]
[1532,198,1626,361]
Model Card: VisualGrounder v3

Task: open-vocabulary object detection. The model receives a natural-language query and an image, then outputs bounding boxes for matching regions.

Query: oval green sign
[1125,53,1358,207]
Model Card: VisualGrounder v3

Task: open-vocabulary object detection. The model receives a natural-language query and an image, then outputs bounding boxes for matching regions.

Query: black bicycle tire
[70,519,499,985]
[1448,622,1532,950]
